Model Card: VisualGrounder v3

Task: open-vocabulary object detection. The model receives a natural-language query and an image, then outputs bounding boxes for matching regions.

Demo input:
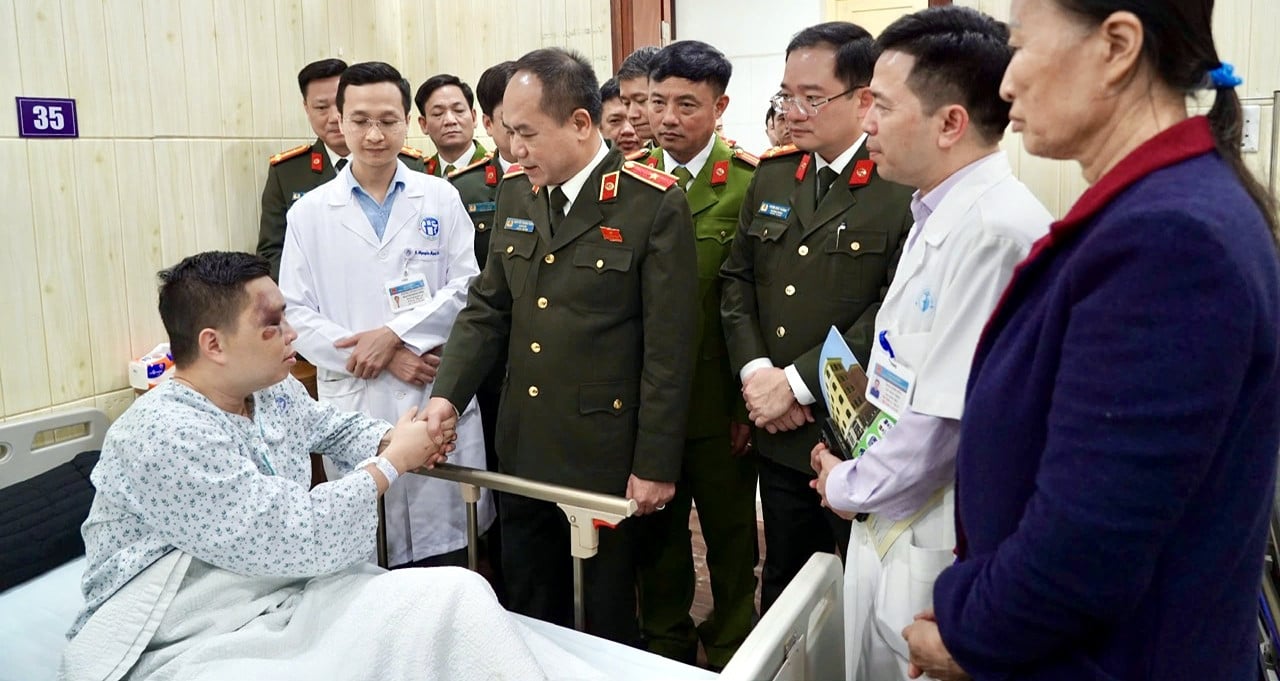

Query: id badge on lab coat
[385,274,428,313]
[866,335,916,419]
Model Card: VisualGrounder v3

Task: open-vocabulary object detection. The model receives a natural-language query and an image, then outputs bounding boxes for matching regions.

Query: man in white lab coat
[805,8,1051,680]
[280,61,493,569]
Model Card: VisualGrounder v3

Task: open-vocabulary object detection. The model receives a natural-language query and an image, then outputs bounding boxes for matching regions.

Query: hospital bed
[0,408,844,681]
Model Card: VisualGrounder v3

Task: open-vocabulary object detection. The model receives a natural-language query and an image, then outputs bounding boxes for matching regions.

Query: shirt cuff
[784,364,816,406]
[739,358,773,384]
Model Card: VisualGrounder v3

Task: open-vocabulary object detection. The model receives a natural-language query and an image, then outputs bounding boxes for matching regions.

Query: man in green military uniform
[424,47,698,645]
[258,58,427,282]
[630,40,759,669]
[415,74,488,177]
[720,22,914,612]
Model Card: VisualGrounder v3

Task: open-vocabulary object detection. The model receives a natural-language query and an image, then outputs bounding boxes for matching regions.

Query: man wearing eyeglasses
[279,62,494,572]
[720,21,914,612]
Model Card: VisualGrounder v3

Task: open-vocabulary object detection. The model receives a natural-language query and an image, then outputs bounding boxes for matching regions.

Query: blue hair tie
[1208,62,1243,89]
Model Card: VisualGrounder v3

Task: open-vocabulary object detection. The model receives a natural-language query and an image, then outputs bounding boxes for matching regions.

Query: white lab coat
[279,162,494,567]
[845,152,1052,680]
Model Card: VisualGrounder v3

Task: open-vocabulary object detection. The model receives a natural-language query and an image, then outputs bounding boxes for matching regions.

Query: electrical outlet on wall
[1241,105,1260,153]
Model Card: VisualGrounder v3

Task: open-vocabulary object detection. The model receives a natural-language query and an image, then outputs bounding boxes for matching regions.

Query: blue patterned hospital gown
[69,376,392,637]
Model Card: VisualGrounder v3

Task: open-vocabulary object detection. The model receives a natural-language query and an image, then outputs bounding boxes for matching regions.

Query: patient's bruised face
[223,277,298,390]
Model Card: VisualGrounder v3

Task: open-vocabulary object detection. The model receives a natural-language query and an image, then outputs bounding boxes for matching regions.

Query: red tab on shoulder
[850,159,874,186]
[711,160,730,186]
[599,171,620,202]
[795,154,811,183]
[310,152,324,173]
[621,161,679,191]
[503,164,525,179]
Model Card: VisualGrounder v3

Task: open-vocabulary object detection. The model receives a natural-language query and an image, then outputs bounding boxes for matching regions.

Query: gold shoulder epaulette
[624,148,651,162]
[621,160,679,191]
[503,164,527,179]
[399,145,426,160]
[269,144,311,166]
[733,148,760,167]
[448,151,495,177]
[759,144,802,160]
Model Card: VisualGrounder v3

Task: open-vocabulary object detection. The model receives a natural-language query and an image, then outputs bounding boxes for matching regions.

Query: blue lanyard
[878,330,896,360]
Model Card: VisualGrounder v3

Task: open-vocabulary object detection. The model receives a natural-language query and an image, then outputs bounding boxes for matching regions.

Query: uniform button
[762,228,770,237]
[544,254,555,264]
[850,241,862,252]
[798,245,809,256]
[506,245,515,254]
[785,284,796,296]
[528,386,539,397]
[477,222,487,231]
[612,398,623,410]
[595,259,604,269]
[719,229,727,238]
[378,251,389,261]
[395,390,406,400]
[530,342,541,353]
[776,326,786,338]
[537,297,549,309]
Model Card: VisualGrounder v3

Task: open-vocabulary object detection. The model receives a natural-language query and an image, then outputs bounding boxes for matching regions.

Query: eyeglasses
[771,85,866,117]
[345,117,407,134]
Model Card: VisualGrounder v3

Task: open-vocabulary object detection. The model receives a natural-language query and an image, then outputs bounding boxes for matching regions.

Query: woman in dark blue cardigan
[900,1,1280,679]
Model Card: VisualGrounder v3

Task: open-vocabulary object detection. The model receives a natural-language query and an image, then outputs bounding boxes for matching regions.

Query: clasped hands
[742,367,814,433]
[335,327,440,385]
[382,403,455,473]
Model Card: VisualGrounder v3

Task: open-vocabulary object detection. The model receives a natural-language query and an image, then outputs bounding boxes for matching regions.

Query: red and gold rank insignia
[599,171,620,202]
[621,161,679,191]
[426,158,439,175]
[711,160,729,186]
[310,151,324,173]
[485,164,499,186]
[850,159,875,186]
[269,143,310,166]
[503,164,525,179]
[795,153,811,182]
[600,226,624,243]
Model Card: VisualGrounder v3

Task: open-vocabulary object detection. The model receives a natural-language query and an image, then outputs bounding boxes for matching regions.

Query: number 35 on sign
[16,97,79,138]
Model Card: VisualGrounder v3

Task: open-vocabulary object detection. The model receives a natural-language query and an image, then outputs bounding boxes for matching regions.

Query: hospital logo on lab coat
[420,217,440,239]
[916,288,935,313]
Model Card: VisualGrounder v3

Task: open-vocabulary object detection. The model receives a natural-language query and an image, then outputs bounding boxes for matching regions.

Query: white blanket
[60,551,606,681]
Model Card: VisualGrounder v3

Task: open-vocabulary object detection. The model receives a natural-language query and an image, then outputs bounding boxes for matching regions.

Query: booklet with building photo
[818,327,897,460]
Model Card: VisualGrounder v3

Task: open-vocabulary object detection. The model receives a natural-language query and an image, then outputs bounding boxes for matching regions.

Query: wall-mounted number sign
[16,97,79,138]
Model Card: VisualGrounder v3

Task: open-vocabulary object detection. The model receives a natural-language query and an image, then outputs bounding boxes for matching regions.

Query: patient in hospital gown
[60,252,592,681]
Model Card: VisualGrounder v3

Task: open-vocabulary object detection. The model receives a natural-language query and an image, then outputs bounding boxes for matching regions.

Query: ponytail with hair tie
[1207,62,1243,89]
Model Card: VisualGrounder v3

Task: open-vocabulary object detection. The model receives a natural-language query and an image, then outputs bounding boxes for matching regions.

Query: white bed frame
[0,409,846,681]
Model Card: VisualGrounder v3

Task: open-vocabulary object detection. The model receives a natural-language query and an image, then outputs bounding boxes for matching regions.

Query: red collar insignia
[849,160,874,186]
[310,152,324,173]
[599,171,620,202]
[795,154,811,182]
[485,164,499,186]
[711,160,729,186]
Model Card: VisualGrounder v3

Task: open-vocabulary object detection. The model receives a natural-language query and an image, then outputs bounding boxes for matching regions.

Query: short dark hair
[877,7,1012,144]
[649,40,733,96]
[476,62,518,117]
[158,252,271,367]
[786,22,878,91]
[414,73,475,118]
[617,45,661,82]
[297,58,347,98]
[338,61,412,114]
[512,48,602,125]
[766,105,776,126]
[600,77,621,103]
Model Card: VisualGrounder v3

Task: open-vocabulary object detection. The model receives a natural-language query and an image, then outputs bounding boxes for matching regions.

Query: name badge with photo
[866,334,916,419]
[385,274,428,314]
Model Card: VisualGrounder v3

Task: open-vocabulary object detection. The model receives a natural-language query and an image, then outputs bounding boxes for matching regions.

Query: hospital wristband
[358,456,400,488]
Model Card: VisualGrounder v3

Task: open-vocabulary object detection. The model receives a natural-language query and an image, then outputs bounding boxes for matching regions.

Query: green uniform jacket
[720,144,913,472]
[447,152,504,269]
[425,140,488,177]
[433,148,699,494]
[256,138,426,280]
[640,137,755,439]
